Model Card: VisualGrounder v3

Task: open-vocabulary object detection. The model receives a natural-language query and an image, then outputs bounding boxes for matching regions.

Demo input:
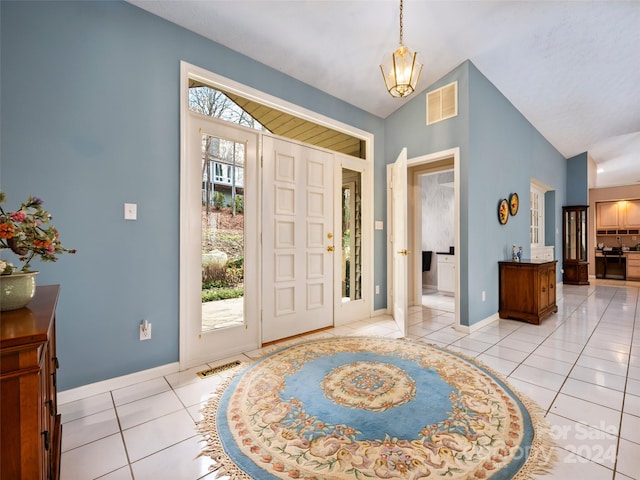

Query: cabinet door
[547,265,556,306]
[437,256,455,293]
[39,362,50,479]
[627,256,640,280]
[624,200,640,228]
[538,267,549,310]
[596,202,619,229]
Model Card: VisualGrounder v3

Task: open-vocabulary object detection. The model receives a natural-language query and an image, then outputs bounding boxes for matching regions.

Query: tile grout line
[611,286,639,478]
[540,286,620,419]
[540,286,635,474]
[109,390,135,480]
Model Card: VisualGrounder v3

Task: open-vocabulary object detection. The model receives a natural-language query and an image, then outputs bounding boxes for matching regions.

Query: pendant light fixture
[380,0,423,98]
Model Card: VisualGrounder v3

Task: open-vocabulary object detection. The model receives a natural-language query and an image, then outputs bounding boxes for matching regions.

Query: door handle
[327,246,335,252]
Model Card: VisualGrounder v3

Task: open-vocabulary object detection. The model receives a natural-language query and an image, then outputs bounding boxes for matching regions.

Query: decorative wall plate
[498,198,509,225]
[509,193,519,216]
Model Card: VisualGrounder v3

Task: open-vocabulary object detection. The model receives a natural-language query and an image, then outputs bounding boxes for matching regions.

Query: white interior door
[389,148,408,335]
[262,136,335,343]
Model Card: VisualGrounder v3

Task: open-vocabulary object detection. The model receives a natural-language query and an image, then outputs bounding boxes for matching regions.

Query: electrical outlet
[140,320,152,341]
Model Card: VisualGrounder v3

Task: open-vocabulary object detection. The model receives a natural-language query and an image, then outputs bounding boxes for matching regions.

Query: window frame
[530,183,545,247]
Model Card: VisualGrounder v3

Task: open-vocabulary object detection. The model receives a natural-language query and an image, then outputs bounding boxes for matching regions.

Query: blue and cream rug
[198,337,554,479]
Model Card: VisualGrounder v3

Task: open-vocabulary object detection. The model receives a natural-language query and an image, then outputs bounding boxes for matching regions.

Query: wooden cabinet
[437,254,455,294]
[625,200,640,229]
[499,260,558,325]
[596,200,640,231]
[1,285,61,480]
[563,205,589,285]
[627,254,640,281]
[596,202,619,230]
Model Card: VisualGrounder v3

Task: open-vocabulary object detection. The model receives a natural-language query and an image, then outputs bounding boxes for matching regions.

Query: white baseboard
[453,313,499,334]
[58,362,180,405]
[334,308,390,327]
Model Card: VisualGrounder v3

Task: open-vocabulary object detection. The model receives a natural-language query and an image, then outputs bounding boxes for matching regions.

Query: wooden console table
[498,260,558,325]
[1,285,61,479]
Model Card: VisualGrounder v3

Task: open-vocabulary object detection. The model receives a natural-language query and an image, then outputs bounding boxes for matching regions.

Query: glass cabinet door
[562,205,589,285]
[579,209,587,261]
[565,210,577,260]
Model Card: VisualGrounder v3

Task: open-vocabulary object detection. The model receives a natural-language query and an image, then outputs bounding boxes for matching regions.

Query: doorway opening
[408,157,455,307]
[387,148,461,338]
[411,168,455,316]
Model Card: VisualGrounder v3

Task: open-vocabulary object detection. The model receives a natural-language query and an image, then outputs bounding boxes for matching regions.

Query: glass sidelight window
[342,168,362,302]
[201,133,245,331]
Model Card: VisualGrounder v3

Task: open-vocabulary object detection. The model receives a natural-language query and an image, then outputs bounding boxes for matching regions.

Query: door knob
[327,233,333,239]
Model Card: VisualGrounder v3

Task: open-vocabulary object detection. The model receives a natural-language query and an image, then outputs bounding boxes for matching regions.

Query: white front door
[389,148,408,335]
[180,116,259,369]
[262,136,335,343]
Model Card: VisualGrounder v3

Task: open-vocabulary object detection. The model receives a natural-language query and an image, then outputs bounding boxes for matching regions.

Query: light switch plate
[375,221,384,230]
[124,203,137,220]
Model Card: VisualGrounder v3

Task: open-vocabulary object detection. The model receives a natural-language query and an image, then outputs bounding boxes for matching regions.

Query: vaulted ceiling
[130,0,640,189]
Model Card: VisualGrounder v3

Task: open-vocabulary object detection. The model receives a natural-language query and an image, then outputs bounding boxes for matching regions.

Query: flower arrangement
[0,192,76,274]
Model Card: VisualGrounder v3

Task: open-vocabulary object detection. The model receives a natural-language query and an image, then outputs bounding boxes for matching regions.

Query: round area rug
[198,337,554,479]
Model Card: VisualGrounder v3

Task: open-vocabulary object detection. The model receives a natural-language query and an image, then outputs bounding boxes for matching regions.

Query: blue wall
[467,63,566,324]
[1,1,384,389]
[384,61,566,327]
[566,152,589,205]
[2,1,570,388]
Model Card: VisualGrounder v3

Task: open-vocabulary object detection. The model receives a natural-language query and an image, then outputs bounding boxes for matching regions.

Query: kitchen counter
[595,250,640,256]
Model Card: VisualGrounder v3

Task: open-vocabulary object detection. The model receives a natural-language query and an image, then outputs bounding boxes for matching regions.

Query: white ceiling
[129,0,640,189]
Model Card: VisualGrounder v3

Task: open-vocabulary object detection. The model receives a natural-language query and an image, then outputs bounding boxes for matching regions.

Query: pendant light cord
[399,0,404,45]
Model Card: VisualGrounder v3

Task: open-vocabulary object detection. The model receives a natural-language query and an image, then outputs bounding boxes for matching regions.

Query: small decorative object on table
[0,192,76,311]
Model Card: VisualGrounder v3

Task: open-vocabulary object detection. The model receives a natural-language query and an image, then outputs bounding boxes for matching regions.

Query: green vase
[0,271,39,311]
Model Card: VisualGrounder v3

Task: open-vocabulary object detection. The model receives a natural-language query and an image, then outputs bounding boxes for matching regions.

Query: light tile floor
[59,281,640,479]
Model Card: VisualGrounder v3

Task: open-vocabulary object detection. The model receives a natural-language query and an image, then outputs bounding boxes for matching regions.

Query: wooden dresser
[498,260,558,325]
[1,285,61,480]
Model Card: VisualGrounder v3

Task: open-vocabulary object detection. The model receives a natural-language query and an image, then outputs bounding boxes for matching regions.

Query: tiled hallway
[59,281,639,479]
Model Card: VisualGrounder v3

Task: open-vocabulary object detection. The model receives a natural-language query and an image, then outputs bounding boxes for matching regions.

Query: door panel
[262,136,334,343]
[390,148,408,336]
[539,267,550,310]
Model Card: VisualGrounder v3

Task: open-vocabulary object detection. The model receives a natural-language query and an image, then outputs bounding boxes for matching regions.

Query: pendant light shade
[380,0,422,98]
